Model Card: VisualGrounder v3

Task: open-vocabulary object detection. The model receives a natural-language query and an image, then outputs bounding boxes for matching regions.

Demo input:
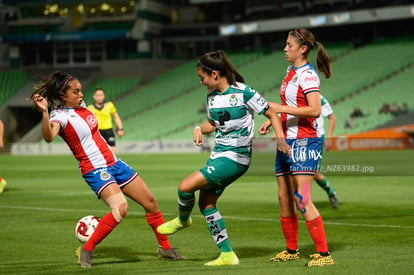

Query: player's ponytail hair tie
[295,29,314,50]
[59,75,73,94]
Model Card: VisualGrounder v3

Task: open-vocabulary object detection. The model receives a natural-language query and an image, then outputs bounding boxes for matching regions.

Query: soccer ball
[75,215,100,243]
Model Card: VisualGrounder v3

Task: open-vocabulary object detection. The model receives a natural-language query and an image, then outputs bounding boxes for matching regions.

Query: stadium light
[101,3,110,11]
[77,4,84,14]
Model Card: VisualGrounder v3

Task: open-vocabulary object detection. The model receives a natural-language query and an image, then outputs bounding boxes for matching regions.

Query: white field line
[1,204,413,229]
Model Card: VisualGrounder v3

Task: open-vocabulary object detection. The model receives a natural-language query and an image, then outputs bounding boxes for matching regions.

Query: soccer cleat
[156,217,192,235]
[76,246,93,269]
[305,253,334,267]
[204,251,239,266]
[269,250,300,262]
[157,246,186,260]
[0,178,7,194]
[329,191,339,208]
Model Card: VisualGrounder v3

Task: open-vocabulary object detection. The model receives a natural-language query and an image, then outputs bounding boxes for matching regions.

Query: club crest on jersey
[292,76,298,83]
[229,94,238,106]
[100,171,111,181]
[86,115,98,128]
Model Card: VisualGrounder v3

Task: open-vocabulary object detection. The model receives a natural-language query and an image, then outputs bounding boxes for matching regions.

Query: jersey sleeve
[50,109,67,131]
[108,101,117,115]
[299,69,320,95]
[243,86,269,115]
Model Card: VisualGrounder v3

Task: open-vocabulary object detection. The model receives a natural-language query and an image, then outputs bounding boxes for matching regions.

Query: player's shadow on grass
[314,200,341,209]
[294,243,341,255]
[234,246,276,258]
[92,246,144,265]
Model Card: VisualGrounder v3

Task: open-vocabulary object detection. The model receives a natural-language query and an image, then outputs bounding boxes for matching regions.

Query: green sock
[178,190,194,222]
[316,177,334,196]
[202,207,232,253]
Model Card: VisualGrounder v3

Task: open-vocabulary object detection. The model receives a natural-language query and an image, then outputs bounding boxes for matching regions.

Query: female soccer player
[259,28,335,266]
[157,50,290,266]
[88,88,123,154]
[31,71,184,269]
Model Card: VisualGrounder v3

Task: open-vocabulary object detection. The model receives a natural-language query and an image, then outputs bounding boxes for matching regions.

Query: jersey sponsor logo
[304,76,318,82]
[229,94,238,106]
[216,132,241,139]
[86,115,98,128]
[291,141,321,163]
[297,138,308,146]
[206,215,227,244]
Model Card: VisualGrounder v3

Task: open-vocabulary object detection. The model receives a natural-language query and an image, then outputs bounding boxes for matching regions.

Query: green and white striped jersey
[207,82,269,165]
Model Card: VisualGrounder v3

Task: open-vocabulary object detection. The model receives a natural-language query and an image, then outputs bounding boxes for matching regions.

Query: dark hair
[289,28,333,79]
[31,71,76,109]
[197,50,245,85]
[94,87,105,94]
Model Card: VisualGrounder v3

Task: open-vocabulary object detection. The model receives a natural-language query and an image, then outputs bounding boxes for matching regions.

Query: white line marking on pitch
[1,205,413,229]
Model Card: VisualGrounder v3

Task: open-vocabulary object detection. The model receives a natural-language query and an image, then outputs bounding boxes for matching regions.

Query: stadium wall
[330,125,413,151]
[10,126,413,155]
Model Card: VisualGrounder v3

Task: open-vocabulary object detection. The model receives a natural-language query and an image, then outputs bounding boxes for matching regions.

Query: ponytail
[31,71,75,109]
[315,41,333,79]
[290,28,333,79]
[197,50,245,85]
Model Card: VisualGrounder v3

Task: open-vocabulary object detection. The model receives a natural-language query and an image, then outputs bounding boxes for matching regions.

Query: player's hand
[276,138,291,156]
[193,127,204,146]
[32,94,48,112]
[324,137,332,151]
[117,129,124,138]
[258,120,272,135]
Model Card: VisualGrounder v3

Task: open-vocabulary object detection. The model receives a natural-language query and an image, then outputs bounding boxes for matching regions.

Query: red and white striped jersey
[50,107,117,175]
[280,63,320,139]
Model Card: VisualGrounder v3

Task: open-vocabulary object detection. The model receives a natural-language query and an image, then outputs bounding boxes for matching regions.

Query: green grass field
[0,150,413,274]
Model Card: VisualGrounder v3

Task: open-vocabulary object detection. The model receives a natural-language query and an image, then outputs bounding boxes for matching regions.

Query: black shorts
[99,129,116,146]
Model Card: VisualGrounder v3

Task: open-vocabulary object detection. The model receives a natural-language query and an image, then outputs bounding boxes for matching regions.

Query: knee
[118,202,129,218]
[179,177,190,191]
[105,192,129,222]
[295,182,311,205]
[144,194,159,213]
[278,191,291,206]
[314,171,323,181]
[112,201,128,223]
